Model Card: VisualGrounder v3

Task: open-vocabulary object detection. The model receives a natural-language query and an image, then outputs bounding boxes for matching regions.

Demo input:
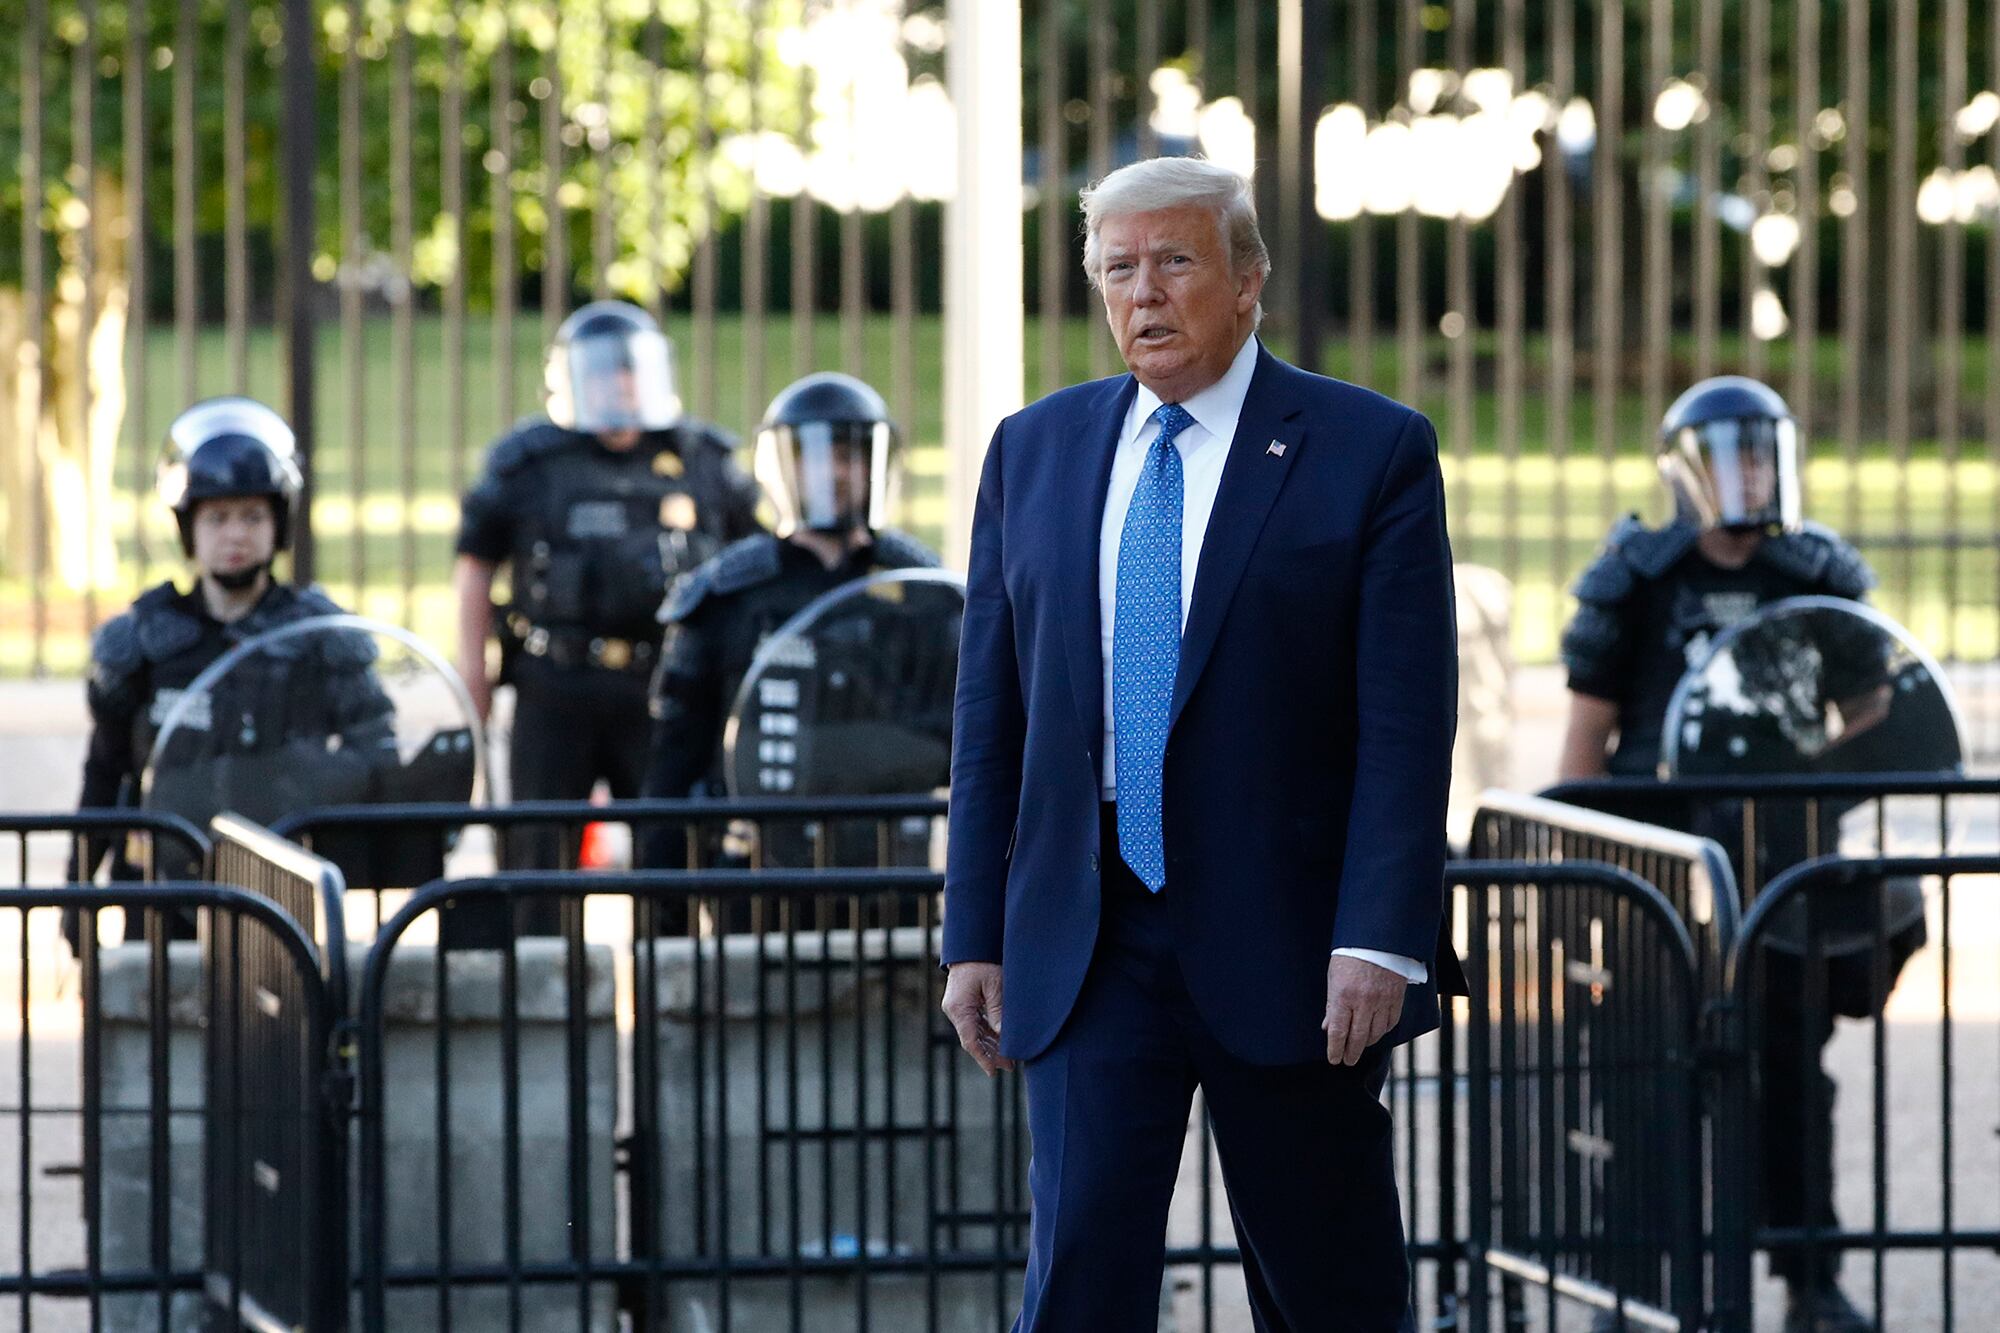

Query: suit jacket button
[1089,852,1100,873]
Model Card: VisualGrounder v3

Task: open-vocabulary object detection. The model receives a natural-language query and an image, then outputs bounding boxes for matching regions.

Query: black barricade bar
[9,806,1995,1331]
[204,817,353,1332]
[1544,773,2000,896]
[0,884,333,1332]
[1453,860,1705,1333]
[0,810,212,887]
[273,797,954,939]
[1709,854,2000,1333]
[1470,790,1741,988]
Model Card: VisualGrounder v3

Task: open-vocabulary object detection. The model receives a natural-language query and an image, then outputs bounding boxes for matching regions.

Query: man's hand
[942,962,1015,1076]
[1323,954,1405,1066]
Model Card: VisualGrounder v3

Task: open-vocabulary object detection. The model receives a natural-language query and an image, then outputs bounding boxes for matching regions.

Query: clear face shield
[754,421,898,535]
[545,327,682,434]
[1658,416,1802,533]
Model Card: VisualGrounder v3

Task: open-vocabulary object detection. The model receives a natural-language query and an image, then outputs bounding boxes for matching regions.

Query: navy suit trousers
[1013,808,1416,1332]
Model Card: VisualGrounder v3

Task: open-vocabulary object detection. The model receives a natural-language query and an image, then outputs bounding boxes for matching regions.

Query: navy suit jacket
[942,344,1465,1066]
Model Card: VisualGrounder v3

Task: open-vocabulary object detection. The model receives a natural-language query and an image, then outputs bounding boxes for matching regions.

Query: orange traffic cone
[579,819,616,870]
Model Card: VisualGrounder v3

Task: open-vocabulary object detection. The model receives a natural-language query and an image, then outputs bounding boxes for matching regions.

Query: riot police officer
[1559,376,1881,781]
[1559,376,1898,1333]
[641,372,940,821]
[453,301,762,841]
[74,397,394,937]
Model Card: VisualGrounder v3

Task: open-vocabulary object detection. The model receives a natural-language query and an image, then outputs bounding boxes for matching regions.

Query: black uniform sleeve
[455,453,519,563]
[642,614,725,802]
[74,618,147,882]
[1561,547,1641,702]
[79,685,139,814]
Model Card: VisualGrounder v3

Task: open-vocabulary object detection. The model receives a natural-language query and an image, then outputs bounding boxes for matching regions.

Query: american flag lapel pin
[1267,439,1287,457]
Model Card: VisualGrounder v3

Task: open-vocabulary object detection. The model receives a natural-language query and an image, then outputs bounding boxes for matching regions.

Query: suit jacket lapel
[1062,375,1137,754]
[1169,349,1304,731]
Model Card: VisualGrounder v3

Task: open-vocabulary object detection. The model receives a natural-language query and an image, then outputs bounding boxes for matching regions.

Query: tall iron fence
[6,1,2000,673]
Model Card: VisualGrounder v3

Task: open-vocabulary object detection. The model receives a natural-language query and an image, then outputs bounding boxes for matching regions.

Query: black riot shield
[1663,595,1964,956]
[143,615,486,888]
[721,570,963,867]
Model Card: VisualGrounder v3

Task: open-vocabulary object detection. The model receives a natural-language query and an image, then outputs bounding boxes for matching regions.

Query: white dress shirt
[1096,333,1427,985]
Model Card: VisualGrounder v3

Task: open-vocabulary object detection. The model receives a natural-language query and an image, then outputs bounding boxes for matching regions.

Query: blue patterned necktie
[1114,402,1194,892]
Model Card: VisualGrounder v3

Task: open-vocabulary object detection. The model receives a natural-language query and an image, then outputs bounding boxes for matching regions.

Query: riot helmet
[157,397,304,559]
[1656,375,1802,534]
[543,300,682,435]
[753,373,899,536]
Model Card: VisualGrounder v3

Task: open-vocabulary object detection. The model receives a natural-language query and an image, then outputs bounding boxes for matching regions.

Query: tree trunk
[0,288,30,576]
[2,169,129,602]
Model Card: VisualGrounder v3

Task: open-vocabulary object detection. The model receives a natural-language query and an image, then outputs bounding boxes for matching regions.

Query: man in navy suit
[941,156,1463,1331]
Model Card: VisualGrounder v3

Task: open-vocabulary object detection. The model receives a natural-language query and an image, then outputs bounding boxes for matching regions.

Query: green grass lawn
[6,312,2000,674]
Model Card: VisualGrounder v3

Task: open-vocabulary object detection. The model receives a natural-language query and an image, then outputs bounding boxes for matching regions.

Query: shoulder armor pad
[1758,523,1876,596]
[676,419,740,453]
[1570,517,1693,604]
[88,611,146,689]
[1613,516,1699,579]
[319,626,380,669]
[287,586,378,667]
[484,418,577,478]
[236,586,375,667]
[129,585,205,663]
[132,581,181,613]
[658,534,784,623]
[287,585,349,619]
[872,529,942,570]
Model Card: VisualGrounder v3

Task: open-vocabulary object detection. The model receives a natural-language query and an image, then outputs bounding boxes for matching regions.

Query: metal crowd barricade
[336,853,1683,1333]
[1542,774,2000,900]
[0,796,1759,1329]
[0,883,332,1332]
[1470,789,1740,986]
[271,795,952,936]
[204,815,351,1331]
[1711,853,2000,1333]
[0,810,211,888]
[350,867,1021,1333]
[1452,861,1707,1333]
[309,801,1464,1329]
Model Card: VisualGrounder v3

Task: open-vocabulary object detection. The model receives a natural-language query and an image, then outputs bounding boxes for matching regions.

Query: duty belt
[518,624,656,673]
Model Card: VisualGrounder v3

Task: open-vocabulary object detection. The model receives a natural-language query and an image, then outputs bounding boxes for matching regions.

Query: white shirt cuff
[1331,947,1428,985]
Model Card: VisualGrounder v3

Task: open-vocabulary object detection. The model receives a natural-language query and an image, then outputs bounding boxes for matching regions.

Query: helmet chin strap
[208,562,268,592]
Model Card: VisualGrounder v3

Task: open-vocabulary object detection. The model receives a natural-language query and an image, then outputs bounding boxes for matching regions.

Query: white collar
[1128,332,1262,444]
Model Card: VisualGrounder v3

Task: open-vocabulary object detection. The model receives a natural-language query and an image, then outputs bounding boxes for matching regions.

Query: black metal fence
[0,809,210,890]
[1470,788,1740,982]
[9,1,2000,675]
[1454,860,1706,1333]
[343,860,1695,1333]
[8,790,1999,1329]
[1709,853,2000,1333]
[1546,773,2000,897]
[204,815,350,1332]
[0,882,330,1331]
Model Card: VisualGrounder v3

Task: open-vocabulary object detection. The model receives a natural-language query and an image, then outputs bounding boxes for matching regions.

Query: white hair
[1080,156,1269,323]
